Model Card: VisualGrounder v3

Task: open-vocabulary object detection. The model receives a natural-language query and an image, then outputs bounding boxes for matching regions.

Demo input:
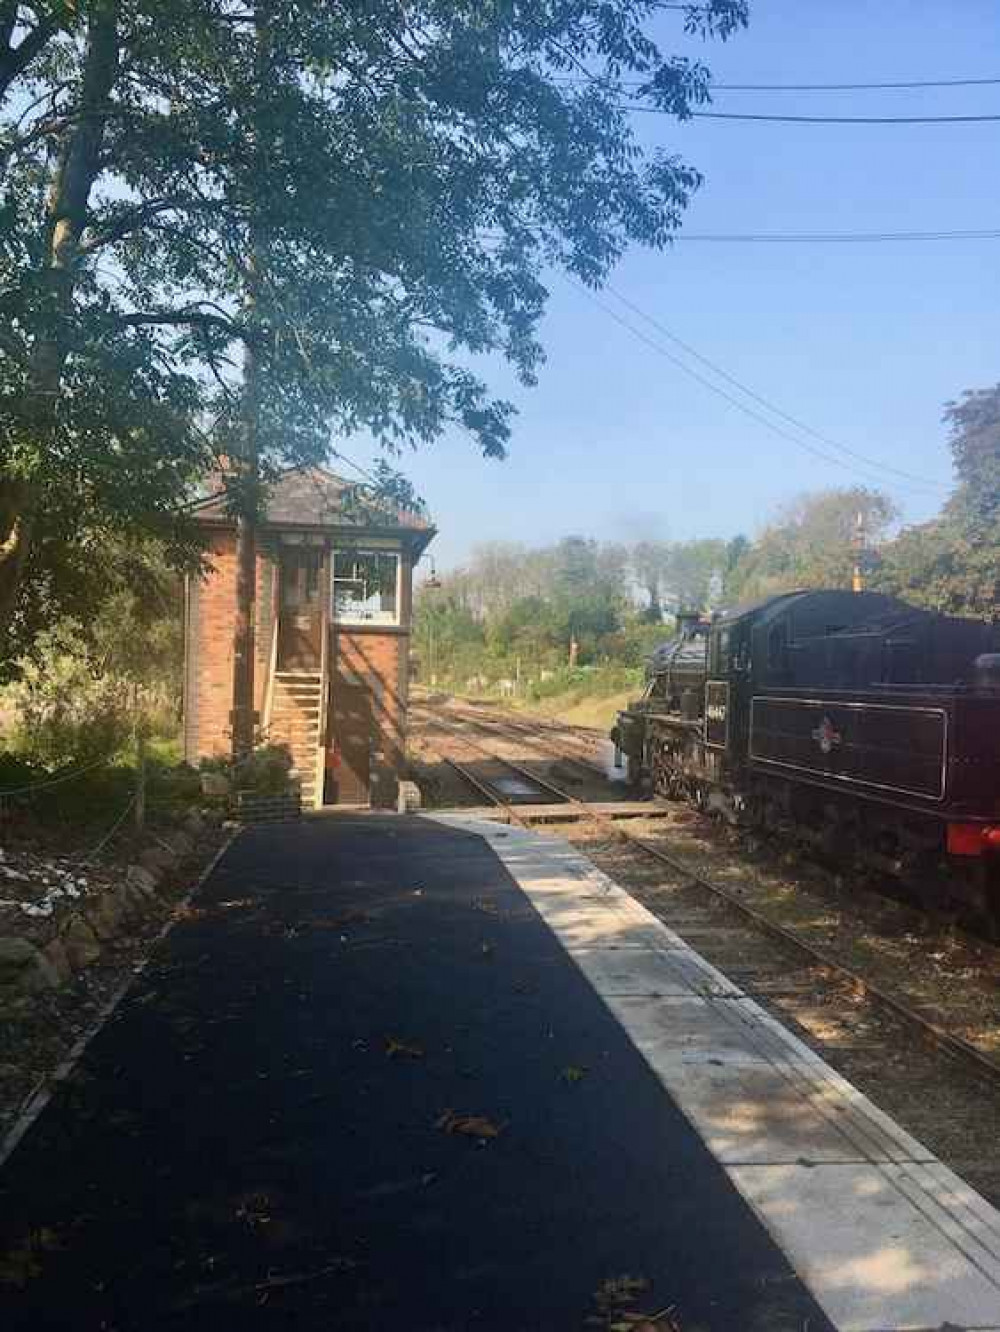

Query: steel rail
[427,720,1000,1089]
[438,748,568,816]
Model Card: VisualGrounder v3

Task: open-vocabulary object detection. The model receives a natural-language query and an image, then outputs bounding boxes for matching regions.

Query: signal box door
[331,678,372,804]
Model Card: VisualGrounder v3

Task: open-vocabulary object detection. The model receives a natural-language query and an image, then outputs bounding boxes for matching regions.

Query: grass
[516,686,638,732]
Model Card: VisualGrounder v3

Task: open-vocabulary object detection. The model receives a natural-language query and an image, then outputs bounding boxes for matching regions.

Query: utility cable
[601,281,947,490]
[553,74,1000,93]
[563,276,947,494]
[638,107,1000,125]
[671,228,1000,243]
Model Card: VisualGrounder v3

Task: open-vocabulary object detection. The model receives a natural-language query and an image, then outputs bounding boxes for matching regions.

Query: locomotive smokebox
[675,609,701,639]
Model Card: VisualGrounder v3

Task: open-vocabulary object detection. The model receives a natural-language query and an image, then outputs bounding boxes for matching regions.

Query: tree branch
[79,195,240,254]
[0,9,59,103]
[115,305,246,338]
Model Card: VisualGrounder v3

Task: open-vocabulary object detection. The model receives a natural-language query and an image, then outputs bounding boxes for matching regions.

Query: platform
[444,798,670,823]
[1,814,831,1331]
[431,812,1000,1332]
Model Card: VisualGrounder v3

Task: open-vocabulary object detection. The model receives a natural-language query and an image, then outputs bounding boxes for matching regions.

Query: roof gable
[191,465,433,542]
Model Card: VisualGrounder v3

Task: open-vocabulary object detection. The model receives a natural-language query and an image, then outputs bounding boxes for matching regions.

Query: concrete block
[729,1161,1000,1331]
[570,947,744,1000]
[397,780,422,813]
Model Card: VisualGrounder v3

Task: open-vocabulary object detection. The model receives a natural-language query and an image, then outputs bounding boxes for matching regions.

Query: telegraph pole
[851,510,866,594]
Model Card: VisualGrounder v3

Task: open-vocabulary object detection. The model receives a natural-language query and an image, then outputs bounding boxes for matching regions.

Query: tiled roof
[191,465,434,540]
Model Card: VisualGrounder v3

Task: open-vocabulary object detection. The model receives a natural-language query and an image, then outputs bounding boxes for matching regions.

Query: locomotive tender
[611,589,1000,922]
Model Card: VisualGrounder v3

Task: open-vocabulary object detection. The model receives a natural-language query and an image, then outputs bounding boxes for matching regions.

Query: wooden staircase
[269,671,325,809]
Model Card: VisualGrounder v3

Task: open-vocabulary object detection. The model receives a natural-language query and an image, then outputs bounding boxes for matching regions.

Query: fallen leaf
[561,1064,587,1084]
[0,1228,61,1288]
[385,1037,425,1060]
[595,1275,651,1310]
[436,1109,503,1139]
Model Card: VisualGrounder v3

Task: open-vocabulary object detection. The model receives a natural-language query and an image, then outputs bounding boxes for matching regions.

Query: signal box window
[332,550,400,626]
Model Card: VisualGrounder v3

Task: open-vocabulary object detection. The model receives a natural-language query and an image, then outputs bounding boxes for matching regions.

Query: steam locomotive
[611,590,1000,926]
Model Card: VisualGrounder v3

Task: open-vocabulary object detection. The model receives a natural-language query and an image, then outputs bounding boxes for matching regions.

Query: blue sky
[352,1,1000,571]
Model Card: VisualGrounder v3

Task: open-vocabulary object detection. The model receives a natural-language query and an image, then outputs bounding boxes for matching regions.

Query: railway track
[422,715,1000,1097]
[438,750,571,809]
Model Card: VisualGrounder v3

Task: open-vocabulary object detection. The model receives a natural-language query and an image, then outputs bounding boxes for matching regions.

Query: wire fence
[0,753,114,798]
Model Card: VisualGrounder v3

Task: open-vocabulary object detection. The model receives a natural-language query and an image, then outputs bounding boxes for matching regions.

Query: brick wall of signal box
[187,530,276,761]
[189,536,411,782]
[333,630,408,779]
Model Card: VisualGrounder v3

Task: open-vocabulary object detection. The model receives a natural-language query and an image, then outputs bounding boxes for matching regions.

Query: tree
[0,0,748,652]
[632,539,671,620]
[727,488,898,602]
[663,538,727,611]
[878,385,1000,617]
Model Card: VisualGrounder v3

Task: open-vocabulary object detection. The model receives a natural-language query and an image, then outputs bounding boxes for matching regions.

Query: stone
[163,830,194,859]
[182,809,205,836]
[0,937,59,993]
[0,936,39,977]
[41,936,74,985]
[61,914,101,970]
[126,864,158,899]
[140,845,173,877]
[84,888,126,941]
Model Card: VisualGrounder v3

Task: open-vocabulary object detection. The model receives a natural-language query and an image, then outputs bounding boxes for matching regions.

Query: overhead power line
[554,74,1000,93]
[563,276,947,495]
[712,76,1000,92]
[632,106,1000,125]
[673,228,1000,243]
[601,283,944,489]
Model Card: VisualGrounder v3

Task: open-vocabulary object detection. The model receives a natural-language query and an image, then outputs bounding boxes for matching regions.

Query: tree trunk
[0,1,118,643]
[230,0,270,761]
[230,342,259,761]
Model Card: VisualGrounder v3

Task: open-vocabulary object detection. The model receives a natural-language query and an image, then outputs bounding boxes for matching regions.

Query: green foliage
[0,0,748,654]
[236,743,294,796]
[1,620,132,766]
[413,537,680,693]
[201,742,294,795]
[726,488,897,603]
[877,385,1000,617]
[524,663,641,704]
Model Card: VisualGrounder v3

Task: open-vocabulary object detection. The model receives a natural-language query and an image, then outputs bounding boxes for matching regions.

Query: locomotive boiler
[611,590,1000,926]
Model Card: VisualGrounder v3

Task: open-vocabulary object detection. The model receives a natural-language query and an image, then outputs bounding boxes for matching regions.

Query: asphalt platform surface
[0,816,834,1331]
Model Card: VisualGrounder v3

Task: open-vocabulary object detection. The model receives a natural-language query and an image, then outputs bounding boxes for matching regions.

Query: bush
[1,621,131,768]
[238,743,294,794]
[202,743,294,796]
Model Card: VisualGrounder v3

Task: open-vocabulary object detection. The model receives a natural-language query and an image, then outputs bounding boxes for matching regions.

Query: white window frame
[331,546,402,627]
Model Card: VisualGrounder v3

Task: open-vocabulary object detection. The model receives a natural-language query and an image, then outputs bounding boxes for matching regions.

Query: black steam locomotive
[611,590,1000,924]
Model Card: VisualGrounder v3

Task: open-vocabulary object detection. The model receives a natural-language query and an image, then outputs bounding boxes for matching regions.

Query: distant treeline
[414,383,1000,694]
